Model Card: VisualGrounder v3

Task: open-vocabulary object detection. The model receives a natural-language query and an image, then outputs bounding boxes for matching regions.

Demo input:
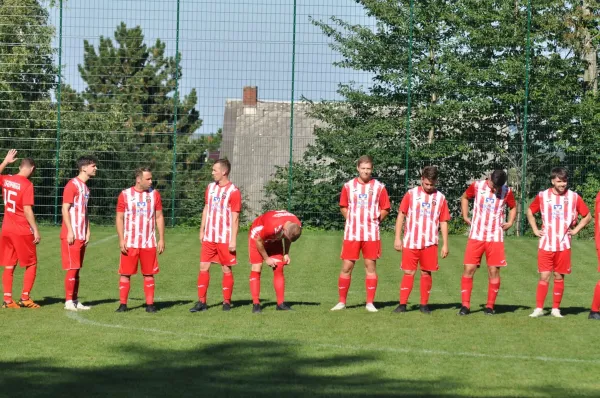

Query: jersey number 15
[3,189,16,213]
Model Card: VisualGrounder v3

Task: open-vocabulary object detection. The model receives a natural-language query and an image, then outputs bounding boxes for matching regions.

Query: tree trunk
[582,1,598,95]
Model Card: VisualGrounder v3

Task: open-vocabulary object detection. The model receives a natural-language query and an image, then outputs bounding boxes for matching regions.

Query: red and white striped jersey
[595,192,600,252]
[116,187,163,249]
[340,178,390,242]
[60,178,89,241]
[202,182,241,244]
[465,180,516,242]
[399,186,450,249]
[530,188,589,252]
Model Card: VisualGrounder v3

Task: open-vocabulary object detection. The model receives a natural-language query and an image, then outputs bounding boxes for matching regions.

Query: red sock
[222,272,233,304]
[65,269,78,301]
[273,265,285,305]
[197,271,210,303]
[2,267,15,303]
[119,277,130,304]
[249,271,261,304]
[143,276,155,305]
[536,280,549,308]
[21,265,37,301]
[591,281,600,312]
[486,278,500,309]
[338,275,351,304]
[461,276,473,308]
[552,279,564,309]
[420,274,432,306]
[399,274,414,305]
[73,271,80,301]
[366,275,378,304]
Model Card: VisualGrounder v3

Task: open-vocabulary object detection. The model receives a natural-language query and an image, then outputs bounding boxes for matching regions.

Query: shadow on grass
[262,301,321,309]
[486,304,531,314]
[560,306,590,316]
[155,300,194,310]
[35,296,64,306]
[84,298,119,307]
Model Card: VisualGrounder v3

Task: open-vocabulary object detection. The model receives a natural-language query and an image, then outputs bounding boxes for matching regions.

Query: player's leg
[396,248,417,313]
[221,265,234,311]
[250,262,263,313]
[62,239,83,311]
[332,240,360,310]
[14,234,39,308]
[550,250,571,318]
[190,261,211,313]
[140,248,159,313]
[2,266,18,308]
[530,249,553,318]
[73,243,88,309]
[273,263,291,310]
[419,245,439,314]
[363,240,380,312]
[590,276,600,320]
[483,242,506,315]
[460,239,483,315]
[116,248,138,312]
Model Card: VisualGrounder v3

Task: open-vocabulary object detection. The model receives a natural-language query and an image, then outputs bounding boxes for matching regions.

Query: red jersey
[530,188,589,252]
[595,192,600,252]
[340,178,390,242]
[0,174,34,235]
[250,210,301,243]
[60,177,90,241]
[399,186,450,249]
[117,187,163,249]
[465,180,516,242]
[202,182,241,244]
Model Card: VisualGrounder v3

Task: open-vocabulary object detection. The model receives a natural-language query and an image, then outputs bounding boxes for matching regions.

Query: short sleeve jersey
[60,177,90,240]
[339,178,390,242]
[250,210,301,243]
[0,174,34,235]
[399,186,450,249]
[464,180,516,242]
[202,182,242,244]
[117,187,163,249]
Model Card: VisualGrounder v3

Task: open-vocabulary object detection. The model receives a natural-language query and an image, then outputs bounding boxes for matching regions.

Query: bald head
[284,222,302,242]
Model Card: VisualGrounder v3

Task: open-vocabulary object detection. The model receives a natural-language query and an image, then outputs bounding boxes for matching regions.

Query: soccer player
[0,149,41,309]
[61,156,97,311]
[459,169,516,316]
[590,191,600,320]
[527,167,590,318]
[190,159,241,313]
[248,210,302,313]
[331,155,390,313]
[393,166,450,314]
[115,167,165,313]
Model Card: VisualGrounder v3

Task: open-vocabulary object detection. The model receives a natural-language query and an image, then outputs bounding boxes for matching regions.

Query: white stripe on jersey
[203,183,238,244]
[403,187,446,249]
[538,189,579,252]
[68,178,89,241]
[469,180,512,243]
[122,188,158,249]
[343,178,385,242]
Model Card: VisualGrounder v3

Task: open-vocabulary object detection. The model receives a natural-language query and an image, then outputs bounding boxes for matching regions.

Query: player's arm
[155,210,165,254]
[440,221,449,258]
[0,149,17,174]
[503,206,517,231]
[62,202,75,245]
[116,211,127,254]
[254,235,278,267]
[379,209,389,222]
[570,211,592,236]
[460,191,471,225]
[199,206,208,242]
[282,237,292,265]
[526,208,542,237]
[394,212,405,251]
[340,207,348,220]
[23,205,40,244]
[85,217,90,246]
[229,211,239,252]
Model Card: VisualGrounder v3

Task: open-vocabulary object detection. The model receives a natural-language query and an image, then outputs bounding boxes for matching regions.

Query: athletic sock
[249,271,261,305]
[21,265,37,301]
[73,272,80,301]
[65,269,78,301]
[273,265,285,305]
[486,277,500,309]
[365,275,378,304]
[461,276,473,309]
[591,281,600,312]
[197,271,210,303]
[420,274,432,306]
[119,277,130,305]
[552,279,564,309]
[222,272,234,304]
[399,274,414,305]
[143,276,155,305]
[536,280,549,309]
[2,267,14,303]
[338,274,351,304]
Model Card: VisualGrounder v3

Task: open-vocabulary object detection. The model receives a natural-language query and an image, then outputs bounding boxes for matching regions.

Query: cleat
[550,308,563,318]
[483,307,495,315]
[222,302,231,311]
[189,301,208,313]
[393,304,407,313]
[588,311,600,320]
[64,300,78,311]
[252,303,262,313]
[419,305,432,314]
[529,308,545,318]
[2,301,20,309]
[276,303,292,311]
[330,302,346,311]
[115,304,128,312]
[365,303,378,312]
[458,306,470,316]
[18,299,40,309]
[145,304,157,313]
[74,301,91,310]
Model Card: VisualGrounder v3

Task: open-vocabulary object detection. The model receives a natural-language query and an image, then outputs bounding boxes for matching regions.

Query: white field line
[65,312,600,364]
[87,234,118,247]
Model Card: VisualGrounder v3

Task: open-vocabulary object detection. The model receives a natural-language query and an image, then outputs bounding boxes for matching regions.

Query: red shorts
[119,248,159,275]
[0,234,37,267]
[200,241,237,265]
[340,240,381,261]
[401,245,439,271]
[538,249,571,274]
[463,239,507,267]
[248,238,285,265]
[61,239,86,270]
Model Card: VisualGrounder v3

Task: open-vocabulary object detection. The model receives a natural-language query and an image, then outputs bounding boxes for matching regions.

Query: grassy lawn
[1,226,600,397]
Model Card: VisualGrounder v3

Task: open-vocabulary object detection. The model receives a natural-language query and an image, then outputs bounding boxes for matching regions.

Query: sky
[48,0,375,135]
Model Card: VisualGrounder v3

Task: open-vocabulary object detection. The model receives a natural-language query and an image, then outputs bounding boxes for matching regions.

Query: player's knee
[119,275,131,283]
[143,275,154,281]
[222,265,232,274]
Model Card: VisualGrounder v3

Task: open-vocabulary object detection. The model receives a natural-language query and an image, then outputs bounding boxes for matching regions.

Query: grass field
[2,226,600,397]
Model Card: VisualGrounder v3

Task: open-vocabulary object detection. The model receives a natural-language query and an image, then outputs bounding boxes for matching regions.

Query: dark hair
[76,155,98,171]
[20,158,35,168]
[135,166,152,179]
[490,169,507,189]
[356,155,373,167]
[550,167,568,181]
[215,159,231,176]
[421,166,439,181]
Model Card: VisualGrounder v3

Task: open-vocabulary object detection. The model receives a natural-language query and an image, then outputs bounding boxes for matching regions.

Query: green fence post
[404,0,414,192]
[287,0,298,211]
[53,0,64,224]
[170,0,181,227]
[520,0,532,235]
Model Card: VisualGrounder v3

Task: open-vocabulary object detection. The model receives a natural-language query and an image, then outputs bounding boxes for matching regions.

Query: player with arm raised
[459,169,516,316]
[0,150,41,309]
[393,166,450,314]
[248,210,302,313]
[115,167,165,313]
[190,159,241,313]
[331,155,391,313]
[61,156,97,311]
[527,167,591,318]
